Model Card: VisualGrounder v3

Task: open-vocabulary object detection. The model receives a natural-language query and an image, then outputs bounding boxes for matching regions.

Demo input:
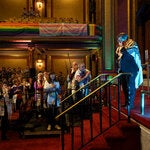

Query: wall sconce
[36,0,43,9]
[36,59,43,68]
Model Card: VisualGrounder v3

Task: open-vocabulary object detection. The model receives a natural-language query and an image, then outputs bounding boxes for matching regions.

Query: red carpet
[0,130,61,150]
[0,108,134,150]
[112,86,150,129]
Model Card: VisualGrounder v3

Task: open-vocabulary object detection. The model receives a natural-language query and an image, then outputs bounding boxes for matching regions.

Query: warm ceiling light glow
[37,2,43,9]
[36,59,43,68]
[11,40,32,43]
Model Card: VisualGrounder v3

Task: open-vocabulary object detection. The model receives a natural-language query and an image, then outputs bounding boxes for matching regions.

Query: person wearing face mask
[116,32,143,109]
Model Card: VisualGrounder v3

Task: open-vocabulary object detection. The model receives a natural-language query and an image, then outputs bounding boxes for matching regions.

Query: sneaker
[43,103,47,108]
[55,124,61,130]
[47,124,51,131]
[38,114,42,118]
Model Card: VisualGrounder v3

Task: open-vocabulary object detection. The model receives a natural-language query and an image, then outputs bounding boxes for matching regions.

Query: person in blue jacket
[116,32,143,109]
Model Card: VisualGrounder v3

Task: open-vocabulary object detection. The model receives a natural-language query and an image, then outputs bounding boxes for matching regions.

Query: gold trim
[127,0,130,36]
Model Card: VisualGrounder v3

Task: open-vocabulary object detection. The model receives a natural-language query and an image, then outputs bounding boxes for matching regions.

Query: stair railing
[142,63,150,92]
[56,73,131,150]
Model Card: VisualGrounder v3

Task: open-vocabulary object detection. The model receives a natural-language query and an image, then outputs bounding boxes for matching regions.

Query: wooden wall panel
[145,20,150,62]
[51,56,85,77]
[52,0,83,23]
[0,0,26,20]
[0,57,27,69]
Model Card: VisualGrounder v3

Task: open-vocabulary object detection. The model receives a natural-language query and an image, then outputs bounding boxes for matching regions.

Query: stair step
[24,130,61,136]
[83,120,141,150]
[103,125,126,150]
[117,120,141,133]
[21,128,61,139]
[64,110,141,150]
[117,120,141,150]
[103,125,126,142]
[82,136,111,150]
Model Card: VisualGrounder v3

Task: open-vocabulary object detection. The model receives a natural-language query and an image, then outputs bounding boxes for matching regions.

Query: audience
[0,63,91,134]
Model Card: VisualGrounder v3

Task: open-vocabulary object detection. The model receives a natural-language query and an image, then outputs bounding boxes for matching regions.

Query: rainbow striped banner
[88,24,102,36]
[0,22,101,37]
[0,23,39,36]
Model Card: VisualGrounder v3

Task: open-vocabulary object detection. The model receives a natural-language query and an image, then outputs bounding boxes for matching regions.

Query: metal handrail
[142,63,150,92]
[60,73,109,104]
[56,73,130,119]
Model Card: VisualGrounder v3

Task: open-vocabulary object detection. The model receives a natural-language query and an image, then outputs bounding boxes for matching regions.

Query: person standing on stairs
[74,63,91,119]
[66,61,79,98]
[116,32,143,109]
[74,63,91,98]
[65,61,79,127]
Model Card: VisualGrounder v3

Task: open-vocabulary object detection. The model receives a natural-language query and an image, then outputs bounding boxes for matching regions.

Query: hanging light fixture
[36,53,44,69]
[36,59,43,68]
[36,0,43,9]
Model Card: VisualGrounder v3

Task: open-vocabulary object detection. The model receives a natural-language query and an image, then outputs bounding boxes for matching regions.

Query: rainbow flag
[0,23,39,36]
[88,24,102,36]
[0,22,102,37]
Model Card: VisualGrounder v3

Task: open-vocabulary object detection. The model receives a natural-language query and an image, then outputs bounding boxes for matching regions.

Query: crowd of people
[0,62,91,140]
[0,66,31,140]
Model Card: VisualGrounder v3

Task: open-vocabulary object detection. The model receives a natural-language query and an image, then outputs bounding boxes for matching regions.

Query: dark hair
[49,72,55,75]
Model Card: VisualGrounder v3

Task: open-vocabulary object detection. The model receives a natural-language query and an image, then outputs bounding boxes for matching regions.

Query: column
[102,0,115,71]
[28,47,35,68]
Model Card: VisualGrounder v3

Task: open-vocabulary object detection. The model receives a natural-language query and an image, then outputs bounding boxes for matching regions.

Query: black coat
[120,47,139,77]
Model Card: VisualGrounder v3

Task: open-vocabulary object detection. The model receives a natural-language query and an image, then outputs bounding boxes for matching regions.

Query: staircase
[56,73,141,150]
[62,108,141,150]
[82,120,141,150]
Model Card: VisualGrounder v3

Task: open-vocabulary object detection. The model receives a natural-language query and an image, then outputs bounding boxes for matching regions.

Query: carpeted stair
[82,120,141,150]
[63,104,141,150]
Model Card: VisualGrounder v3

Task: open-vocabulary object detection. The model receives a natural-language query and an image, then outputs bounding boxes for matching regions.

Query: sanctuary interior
[0,0,150,150]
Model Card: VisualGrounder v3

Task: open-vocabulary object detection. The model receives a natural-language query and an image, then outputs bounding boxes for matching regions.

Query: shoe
[43,103,47,108]
[55,124,61,130]
[38,114,42,118]
[47,124,51,131]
